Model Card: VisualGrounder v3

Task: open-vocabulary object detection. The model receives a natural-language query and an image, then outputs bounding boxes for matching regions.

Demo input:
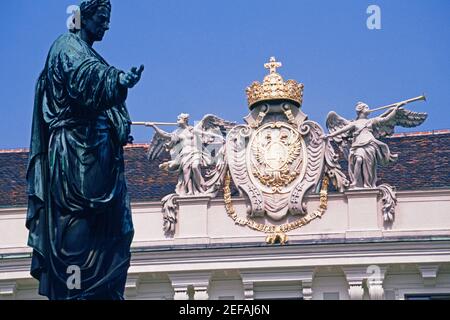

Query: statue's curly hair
[355,101,369,114]
[177,113,190,121]
[69,0,111,32]
[80,0,111,20]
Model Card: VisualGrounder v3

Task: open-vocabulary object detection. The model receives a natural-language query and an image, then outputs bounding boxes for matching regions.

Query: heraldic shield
[226,57,346,226]
[224,58,349,243]
[223,57,350,244]
[227,115,327,221]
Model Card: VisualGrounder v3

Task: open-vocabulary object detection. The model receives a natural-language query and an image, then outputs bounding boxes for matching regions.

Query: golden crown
[246,57,304,109]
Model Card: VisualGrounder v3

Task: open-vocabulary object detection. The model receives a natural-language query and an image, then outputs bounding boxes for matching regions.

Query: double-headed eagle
[250,124,303,192]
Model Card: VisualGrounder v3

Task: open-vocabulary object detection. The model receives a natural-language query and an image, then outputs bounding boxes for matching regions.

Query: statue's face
[356,104,370,118]
[362,105,370,116]
[83,6,111,42]
[177,116,189,126]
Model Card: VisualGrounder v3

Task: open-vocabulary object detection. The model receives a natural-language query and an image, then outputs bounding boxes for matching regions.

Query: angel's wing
[147,132,171,161]
[326,111,352,155]
[372,108,428,138]
[194,114,236,141]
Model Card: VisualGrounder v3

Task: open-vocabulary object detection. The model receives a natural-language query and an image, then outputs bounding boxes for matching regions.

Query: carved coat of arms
[225,57,341,224]
[140,57,427,244]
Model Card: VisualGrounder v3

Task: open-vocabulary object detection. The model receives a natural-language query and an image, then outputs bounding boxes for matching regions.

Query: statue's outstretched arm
[147,123,172,140]
[328,123,354,138]
[372,105,404,126]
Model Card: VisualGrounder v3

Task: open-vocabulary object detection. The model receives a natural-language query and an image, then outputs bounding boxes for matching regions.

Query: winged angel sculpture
[325,97,427,221]
[147,113,235,195]
[325,99,427,189]
[144,114,235,233]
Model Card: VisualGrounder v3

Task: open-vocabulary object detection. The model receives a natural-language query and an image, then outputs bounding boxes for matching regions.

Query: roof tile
[0,132,449,207]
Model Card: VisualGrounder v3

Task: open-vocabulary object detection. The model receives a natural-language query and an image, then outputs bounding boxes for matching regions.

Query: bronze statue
[26,0,143,300]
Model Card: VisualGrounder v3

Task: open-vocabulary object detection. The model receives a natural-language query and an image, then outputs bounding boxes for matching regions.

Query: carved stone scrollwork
[226,125,266,217]
[243,282,254,300]
[367,281,385,300]
[173,287,189,300]
[378,184,397,222]
[289,121,326,215]
[324,139,350,192]
[348,283,365,300]
[227,118,329,225]
[193,286,209,300]
[302,281,313,300]
[161,194,178,235]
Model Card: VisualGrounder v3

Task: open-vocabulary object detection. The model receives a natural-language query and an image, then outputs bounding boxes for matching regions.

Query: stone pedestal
[345,189,382,238]
[176,196,211,239]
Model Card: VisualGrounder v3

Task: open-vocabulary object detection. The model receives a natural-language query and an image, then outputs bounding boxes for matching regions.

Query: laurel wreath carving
[223,171,329,245]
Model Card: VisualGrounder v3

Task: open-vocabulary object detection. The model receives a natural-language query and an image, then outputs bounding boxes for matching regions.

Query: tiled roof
[0,130,449,207]
[0,151,29,207]
[377,130,450,191]
[123,145,177,204]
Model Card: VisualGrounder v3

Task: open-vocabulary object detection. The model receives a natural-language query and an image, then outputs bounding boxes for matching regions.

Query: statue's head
[355,102,370,119]
[177,113,190,127]
[78,0,112,42]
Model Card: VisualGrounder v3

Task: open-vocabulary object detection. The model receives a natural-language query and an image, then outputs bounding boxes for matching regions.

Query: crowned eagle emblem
[249,122,305,193]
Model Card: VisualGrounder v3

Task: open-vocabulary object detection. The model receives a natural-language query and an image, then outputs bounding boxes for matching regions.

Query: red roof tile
[0,131,449,207]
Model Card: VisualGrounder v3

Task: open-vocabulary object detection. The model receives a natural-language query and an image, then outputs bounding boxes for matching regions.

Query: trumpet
[368,94,426,113]
[132,122,178,126]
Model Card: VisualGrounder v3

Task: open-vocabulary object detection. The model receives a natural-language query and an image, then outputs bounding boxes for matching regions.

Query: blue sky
[0,0,449,149]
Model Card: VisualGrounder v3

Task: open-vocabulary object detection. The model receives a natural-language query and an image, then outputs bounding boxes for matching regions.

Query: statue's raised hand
[119,65,145,88]
[396,101,408,108]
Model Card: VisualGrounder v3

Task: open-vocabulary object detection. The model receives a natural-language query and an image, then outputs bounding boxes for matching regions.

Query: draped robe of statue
[348,119,397,188]
[26,32,134,300]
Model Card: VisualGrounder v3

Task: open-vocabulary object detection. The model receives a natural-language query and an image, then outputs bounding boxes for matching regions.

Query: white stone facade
[1,189,450,300]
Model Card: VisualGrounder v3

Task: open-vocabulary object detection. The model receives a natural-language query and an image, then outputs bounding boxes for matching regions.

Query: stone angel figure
[146,113,235,196]
[325,99,427,189]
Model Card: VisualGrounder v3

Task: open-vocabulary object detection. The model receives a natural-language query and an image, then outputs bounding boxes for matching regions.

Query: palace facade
[0,130,449,300]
